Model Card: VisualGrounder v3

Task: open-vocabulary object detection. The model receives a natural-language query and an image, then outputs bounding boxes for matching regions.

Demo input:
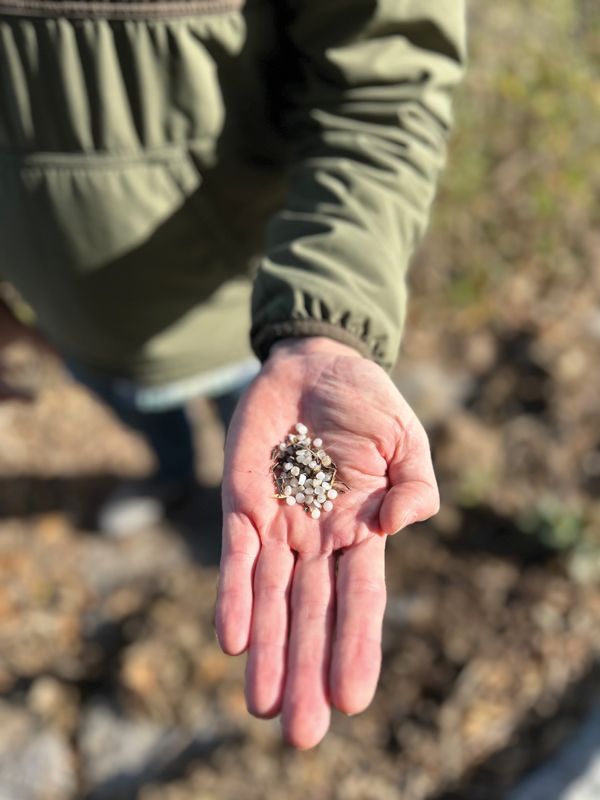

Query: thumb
[378,420,439,535]
[379,479,440,535]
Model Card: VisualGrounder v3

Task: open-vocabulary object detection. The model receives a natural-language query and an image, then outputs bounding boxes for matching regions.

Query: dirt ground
[0,2,599,798]
[0,309,598,800]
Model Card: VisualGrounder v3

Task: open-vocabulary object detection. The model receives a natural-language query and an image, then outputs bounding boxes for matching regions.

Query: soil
[0,337,598,800]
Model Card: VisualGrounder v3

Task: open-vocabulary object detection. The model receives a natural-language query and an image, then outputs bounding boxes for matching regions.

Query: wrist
[268,336,365,361]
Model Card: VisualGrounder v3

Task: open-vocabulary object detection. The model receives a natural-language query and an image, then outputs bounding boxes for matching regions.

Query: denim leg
[65,359,195,482]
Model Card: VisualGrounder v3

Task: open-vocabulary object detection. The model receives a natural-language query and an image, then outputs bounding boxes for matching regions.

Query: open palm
[215,337,439,748]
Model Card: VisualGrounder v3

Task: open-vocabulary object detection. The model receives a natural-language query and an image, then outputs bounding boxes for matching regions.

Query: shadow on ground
[0,475,223,567]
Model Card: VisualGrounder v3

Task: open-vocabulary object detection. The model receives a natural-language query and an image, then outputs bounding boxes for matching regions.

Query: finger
[245,541,295,718]
[330,534,387,715]
[379,422,439,534]
[281,553,336,750]
[215,511,260,655]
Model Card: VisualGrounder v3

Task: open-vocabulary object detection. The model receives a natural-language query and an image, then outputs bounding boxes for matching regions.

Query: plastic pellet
[273,423,345,520]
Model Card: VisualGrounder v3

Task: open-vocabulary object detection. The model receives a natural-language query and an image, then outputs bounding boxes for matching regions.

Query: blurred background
[0,1,599,798]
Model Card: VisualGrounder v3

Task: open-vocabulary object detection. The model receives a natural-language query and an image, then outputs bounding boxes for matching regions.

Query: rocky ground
[1,1,599,798]
[0,323,598,800]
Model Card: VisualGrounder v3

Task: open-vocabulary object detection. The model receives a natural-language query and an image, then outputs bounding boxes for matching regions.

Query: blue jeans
[65,359,249,483]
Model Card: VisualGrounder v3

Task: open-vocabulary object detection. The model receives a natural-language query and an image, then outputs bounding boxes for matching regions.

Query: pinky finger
[215,511,260,655]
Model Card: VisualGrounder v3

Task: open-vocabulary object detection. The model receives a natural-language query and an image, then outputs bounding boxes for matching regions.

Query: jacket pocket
[0,145,244,361]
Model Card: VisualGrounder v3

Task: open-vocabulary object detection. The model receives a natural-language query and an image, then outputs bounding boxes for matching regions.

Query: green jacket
[0,0,466,386]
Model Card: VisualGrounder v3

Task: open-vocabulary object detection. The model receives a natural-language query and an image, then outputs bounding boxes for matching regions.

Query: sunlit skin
[215,336,440,749]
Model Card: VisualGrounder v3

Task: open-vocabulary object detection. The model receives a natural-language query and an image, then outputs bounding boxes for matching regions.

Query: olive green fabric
[0,0,466,385]
[250,0,467,370]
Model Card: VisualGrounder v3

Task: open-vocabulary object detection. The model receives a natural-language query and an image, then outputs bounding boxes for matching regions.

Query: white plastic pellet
[276,425,343,518]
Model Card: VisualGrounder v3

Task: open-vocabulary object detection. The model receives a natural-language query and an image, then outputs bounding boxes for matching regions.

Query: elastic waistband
[0,0,244,19]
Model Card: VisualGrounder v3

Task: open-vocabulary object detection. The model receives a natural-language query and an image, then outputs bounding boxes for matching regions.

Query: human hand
[215,336,439,748]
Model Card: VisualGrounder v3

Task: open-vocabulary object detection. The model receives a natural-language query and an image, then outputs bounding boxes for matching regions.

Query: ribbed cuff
[251,319,375,365]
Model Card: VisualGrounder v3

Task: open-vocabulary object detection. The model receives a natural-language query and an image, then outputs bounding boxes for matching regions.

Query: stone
[0,700,77,800]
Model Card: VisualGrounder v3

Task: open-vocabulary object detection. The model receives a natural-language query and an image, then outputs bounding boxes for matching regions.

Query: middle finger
[281,552,336,749]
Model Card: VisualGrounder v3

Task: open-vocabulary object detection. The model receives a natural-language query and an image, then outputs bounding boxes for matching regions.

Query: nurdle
[271,423,349,519]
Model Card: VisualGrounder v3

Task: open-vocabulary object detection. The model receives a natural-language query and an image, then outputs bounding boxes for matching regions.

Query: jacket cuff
[251,319,379,365]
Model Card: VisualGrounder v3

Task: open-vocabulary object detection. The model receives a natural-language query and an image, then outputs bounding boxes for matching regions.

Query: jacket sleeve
[250,0,467,371]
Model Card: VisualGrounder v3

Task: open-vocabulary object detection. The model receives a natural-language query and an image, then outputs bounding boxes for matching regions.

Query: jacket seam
[0,0,244,19]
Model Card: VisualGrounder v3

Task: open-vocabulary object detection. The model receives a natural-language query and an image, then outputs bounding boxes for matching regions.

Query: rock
[392,362,473,427]
[509,704,600,800]
[0,700,77,800]
[79,700,228,800]
[27,677,80,737]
